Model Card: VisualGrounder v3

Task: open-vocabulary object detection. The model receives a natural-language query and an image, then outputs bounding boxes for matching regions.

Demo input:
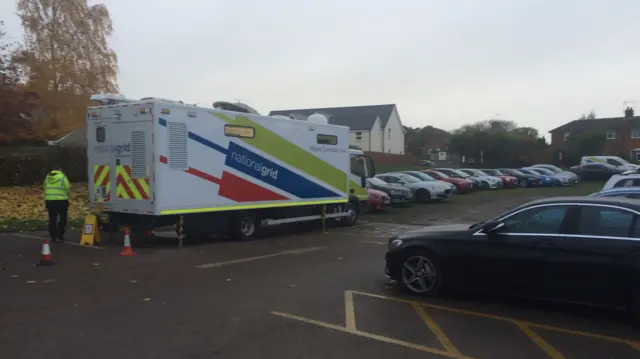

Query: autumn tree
[0,20,36,143]
[15,0,119,139]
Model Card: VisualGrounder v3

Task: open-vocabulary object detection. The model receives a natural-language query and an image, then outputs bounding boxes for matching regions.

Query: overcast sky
[2,0,640,135]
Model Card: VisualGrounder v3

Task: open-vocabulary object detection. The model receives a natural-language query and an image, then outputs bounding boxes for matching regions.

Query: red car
[367,188,391,211]
[423,170,474,194]
[481,169,519,189]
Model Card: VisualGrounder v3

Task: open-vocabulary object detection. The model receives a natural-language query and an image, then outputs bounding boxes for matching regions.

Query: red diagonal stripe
[117,174,136,199]
[157,155,288,202]
[219,171,288,202]
[94,165,104,184]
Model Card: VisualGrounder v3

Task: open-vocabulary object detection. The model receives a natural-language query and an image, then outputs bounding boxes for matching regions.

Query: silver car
[375,173,455,203]
[531,164,579,184]
[526,167,574,186]
[459,169,504,189]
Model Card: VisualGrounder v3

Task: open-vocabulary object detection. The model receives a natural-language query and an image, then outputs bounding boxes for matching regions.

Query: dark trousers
[46,200,69,240]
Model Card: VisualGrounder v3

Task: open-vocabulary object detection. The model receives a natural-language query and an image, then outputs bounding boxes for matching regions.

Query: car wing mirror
[481,221,505,234]
[398,181,405,185]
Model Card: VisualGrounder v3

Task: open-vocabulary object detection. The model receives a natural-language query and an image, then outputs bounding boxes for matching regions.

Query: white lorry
[86,95,375,241]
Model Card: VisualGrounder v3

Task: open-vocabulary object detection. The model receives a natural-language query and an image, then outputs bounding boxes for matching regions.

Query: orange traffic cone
[38,239,54,266]
[120,228,136,257]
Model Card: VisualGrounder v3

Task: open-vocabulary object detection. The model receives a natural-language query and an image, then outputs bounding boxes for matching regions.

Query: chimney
[625,106,634,117]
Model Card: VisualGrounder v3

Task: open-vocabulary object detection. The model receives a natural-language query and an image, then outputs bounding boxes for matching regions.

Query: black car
[366,177,413,204]
[384,196,640,315]
[570,163,625,181]
[498,168,541,187]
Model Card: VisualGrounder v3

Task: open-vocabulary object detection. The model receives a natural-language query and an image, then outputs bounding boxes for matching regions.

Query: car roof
[525,196,640,209]
[599,187,640,193]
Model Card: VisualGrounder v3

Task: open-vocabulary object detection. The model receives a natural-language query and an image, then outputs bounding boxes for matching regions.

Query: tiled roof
[269,104,396,131]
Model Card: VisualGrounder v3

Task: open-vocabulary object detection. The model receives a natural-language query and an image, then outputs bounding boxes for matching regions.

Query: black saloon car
[498,168,542,187]
[384,197,640,315]
[366,177,413,204]
[570,163,625,181]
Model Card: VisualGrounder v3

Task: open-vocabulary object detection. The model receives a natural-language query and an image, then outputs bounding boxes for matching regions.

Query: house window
[355,131,362,142]
[317,134,337,145]
[631,129,640,139]
[563,132,570,142]
[606,130,617,140]
[388,128,391,139]
[224,125,255,138]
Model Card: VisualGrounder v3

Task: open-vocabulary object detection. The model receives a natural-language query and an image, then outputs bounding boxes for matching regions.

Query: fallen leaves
[0,182,89,230]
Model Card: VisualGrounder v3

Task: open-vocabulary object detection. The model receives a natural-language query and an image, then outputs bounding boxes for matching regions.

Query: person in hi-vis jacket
[43,168,71,242]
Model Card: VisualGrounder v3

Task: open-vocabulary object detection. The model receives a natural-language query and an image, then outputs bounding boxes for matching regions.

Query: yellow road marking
[271,311,475,359]
[344,290,356,331]
[350,290,639,348]
[517,322,567,359]
[412,302,463,356]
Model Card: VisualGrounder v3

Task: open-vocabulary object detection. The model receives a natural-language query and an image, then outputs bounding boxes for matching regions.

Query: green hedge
[0,147,88,186]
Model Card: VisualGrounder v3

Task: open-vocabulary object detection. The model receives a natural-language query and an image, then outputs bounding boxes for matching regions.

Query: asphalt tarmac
[1,219,639,359]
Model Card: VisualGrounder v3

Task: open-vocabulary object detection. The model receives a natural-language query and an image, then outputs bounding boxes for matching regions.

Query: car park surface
[2,180,637,359]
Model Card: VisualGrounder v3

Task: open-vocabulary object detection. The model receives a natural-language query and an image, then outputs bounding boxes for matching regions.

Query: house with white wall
[269,104,406,154]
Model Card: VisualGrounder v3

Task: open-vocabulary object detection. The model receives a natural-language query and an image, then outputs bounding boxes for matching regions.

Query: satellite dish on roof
[213,101,260,115]
[308,113,329,124]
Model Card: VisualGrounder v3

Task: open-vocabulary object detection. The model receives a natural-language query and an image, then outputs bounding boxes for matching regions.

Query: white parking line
[12,233,105,250]
[196,246,326,269]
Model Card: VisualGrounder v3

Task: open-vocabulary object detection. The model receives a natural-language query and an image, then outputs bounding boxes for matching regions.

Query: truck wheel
[341,201,358,227]
[231,214,258,241]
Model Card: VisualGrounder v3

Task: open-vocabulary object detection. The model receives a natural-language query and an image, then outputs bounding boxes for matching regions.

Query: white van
[580,156,639,171]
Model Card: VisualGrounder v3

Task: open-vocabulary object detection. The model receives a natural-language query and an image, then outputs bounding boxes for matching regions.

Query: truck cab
[348,149,376,202]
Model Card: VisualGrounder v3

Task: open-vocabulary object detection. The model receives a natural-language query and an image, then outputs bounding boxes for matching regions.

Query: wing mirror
[481,221,505,234]
[398,181,405,185]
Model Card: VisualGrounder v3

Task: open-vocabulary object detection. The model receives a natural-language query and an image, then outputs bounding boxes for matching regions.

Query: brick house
[549,107,640,163]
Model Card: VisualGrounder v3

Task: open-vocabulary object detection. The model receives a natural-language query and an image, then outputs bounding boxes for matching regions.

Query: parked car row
[365,164,580,210]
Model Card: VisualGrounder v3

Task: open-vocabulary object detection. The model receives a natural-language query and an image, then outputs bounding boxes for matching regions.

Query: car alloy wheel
[519,179,527,188]
[401,254,439,294]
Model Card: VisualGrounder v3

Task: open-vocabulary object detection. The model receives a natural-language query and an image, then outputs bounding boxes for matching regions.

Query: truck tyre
[231,214,258,241]
[341,201,358,227]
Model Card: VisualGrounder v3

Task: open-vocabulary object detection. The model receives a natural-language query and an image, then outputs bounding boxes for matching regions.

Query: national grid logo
[94,143,131,154]
[230,151,279,180]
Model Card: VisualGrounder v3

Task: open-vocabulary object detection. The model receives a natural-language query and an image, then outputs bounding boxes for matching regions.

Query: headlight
[388,239,403,250]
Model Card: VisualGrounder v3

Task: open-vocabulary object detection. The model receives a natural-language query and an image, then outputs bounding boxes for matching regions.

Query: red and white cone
[39,239,54,266]
[120,229,136,257]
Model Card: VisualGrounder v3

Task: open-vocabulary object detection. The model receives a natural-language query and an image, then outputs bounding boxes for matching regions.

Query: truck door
[110,107,154,213]
[88,105,153,214]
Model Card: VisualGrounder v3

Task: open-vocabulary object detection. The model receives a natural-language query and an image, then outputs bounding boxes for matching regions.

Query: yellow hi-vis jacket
[43,170,71,201]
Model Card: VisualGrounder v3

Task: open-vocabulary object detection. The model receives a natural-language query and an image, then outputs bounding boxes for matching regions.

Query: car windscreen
[472,169,488,176]
[430,171,449,178]
[538,165,562,173]
[519,169,536,175]
[438,169,462,178]
[406,172,435,181]
[527,169,544,175]
[368,177,387,186]
[508,169,525,176]
[449,169,470,177]
[399,174,420,183]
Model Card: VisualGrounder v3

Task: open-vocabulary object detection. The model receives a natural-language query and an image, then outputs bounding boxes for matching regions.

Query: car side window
[385,176,399,184]
[633,179,640,187]
[501,206,570,234]
[576,206,634,238]
[613,179,634,188]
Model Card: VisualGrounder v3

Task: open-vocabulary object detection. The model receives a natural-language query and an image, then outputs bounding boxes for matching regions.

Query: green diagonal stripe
[214,113,348,192]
